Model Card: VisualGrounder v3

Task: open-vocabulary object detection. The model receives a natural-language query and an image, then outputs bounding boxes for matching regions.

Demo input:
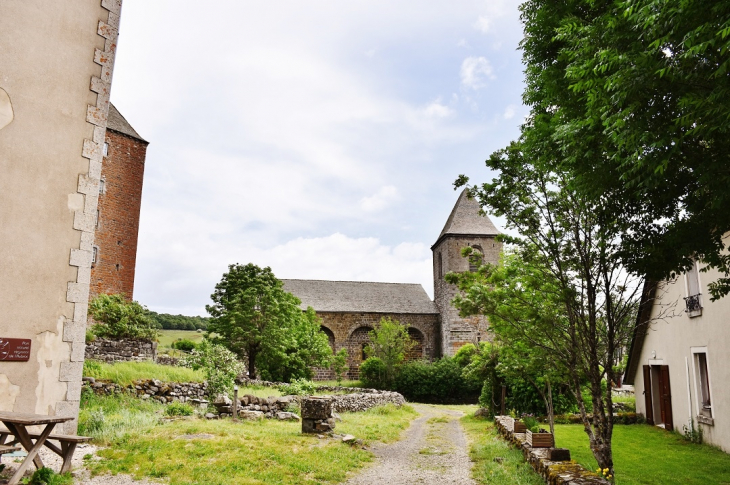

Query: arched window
[362,343,369,361]
[469,245,483,272]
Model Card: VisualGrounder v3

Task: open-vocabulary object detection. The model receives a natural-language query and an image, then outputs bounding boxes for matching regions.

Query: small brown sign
[0,338,31,362]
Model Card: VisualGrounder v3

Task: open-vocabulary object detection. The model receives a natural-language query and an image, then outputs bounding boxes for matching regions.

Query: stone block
[301,397,333,420]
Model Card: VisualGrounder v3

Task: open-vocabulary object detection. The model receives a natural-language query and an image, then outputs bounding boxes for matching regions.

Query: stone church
[282,189,502,379]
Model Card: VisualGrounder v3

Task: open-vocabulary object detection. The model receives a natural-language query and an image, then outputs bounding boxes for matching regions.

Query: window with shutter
[684,261,702,316]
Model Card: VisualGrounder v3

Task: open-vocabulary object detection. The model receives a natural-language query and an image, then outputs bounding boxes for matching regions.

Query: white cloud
[423,99,454,119]
[460,56,495,89]
[475,16,492,33]
[360,186,400,212]
[503,104,516,119]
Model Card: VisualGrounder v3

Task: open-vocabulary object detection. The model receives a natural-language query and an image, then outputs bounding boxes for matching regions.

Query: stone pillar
[301,396,335,433]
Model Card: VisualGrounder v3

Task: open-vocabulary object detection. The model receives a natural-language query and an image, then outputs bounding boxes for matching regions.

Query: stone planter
[526,429,554,448]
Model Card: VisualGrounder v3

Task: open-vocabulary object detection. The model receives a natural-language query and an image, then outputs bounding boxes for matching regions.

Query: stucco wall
[633,267,730,452]
[432,235,501,355]
[0,0,123,433]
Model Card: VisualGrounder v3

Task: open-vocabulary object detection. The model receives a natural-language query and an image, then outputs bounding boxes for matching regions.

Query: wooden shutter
[643,365,654,425]
[659,365,673,431]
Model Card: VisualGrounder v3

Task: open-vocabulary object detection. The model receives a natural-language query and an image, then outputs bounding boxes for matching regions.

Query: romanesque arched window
[469,245,483,272]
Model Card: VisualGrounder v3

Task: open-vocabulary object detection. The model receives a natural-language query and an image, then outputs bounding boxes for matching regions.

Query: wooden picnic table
[0,411,72,485]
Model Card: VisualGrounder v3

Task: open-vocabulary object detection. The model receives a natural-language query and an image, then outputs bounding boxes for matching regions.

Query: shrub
[85,329,96,344]
[278,377,316,396]
[165,402,194,417]
[89,294,158,340]
[27,467,73,485]
[180,339,243,398]
[331,348,349,385]
[359,357,388,389]
[172,339,198,352]
[394,357,481,402]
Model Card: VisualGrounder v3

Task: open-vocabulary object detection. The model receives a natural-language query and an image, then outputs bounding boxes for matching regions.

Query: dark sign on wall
[0,338,31,362]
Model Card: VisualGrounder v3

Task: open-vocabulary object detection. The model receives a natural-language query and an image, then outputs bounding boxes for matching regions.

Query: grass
[461,414,544,485]
[157,329,206,350]
[553,424,730,484]
[86,402,417,484]
[315,380,365,388]
[79,391,167,445]
[84,360,205,385]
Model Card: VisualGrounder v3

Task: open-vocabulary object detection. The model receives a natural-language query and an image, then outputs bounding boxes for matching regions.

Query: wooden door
[642,365,654,425]
[658,365,673,431]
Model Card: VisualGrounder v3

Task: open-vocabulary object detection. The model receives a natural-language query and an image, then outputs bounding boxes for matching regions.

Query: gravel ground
[346,404,476,485]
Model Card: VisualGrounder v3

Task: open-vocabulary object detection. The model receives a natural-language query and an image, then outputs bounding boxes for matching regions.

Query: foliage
[331,348,349,385]
[258,307,334,382]
[88,293,158,340]
[87,404,417,484]
[171,338,198,352]
[683,418,704,445]
[554,424,730,485]
[147,310,210,330]
[206,263,331,380]
[394,358,481,403]
[180,339,243,398]
[278,377,317,396]
[521,414,541,434]
[365,317,415,388]
[455,161,643,474]
[516,0,730,299]
[82,360,205,385]
[24,467,73,485]
[165,402,194,417]
[359,357,388,389]
[85,329,96,344]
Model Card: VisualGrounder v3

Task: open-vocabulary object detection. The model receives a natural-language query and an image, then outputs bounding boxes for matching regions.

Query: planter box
[527,429,554,448]
[513,420,527,433]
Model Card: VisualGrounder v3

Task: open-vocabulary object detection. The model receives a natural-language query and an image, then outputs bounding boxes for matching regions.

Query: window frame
[690,346,714,421]
[683,260,703,317]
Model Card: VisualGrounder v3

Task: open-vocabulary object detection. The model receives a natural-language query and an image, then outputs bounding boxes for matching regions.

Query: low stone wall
[236,377,389,395]
[156,354,180,366]
[330,391,405,412]
[84,377,207,405]
[86,338,157,363]
[494,416,610,484]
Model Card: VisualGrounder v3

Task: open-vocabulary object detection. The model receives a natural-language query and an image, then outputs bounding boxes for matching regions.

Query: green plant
[331,348,349,385]
[165,402,194,417]
[24,467,73,485]
[88,293,158,340]
[394,357,481,402]
[278,377,316,396]
[521,414,540,433]
[83,359,103,376]
[180,339,243,398]
[359,357,388,389]
[172,338,198,352]
[81,360,204,386]
[364,317,415,388]
[683,418,704,445]
[85,328,96,344]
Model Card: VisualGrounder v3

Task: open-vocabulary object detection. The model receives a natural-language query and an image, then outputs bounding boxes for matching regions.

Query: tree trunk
[248,351,256,379]
[547,378,554,435]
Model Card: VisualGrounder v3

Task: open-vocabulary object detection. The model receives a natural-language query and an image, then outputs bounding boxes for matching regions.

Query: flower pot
[527,429,554,448]
[513,420,527,433]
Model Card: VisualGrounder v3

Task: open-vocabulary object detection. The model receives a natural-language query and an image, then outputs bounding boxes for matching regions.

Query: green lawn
[85,395,417,485]
[84,360,205,385]
[157,329,206,351]
[554,424,730,485]
[461,415,544,485]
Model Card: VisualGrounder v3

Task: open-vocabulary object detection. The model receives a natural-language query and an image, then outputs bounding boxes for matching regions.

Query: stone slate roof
[435,189,500,244]
[282,279,438,314]
[107,103,147,143]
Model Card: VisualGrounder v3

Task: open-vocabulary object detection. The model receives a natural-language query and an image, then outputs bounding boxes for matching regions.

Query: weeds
[83,360,204,386]
[165,402,194,417]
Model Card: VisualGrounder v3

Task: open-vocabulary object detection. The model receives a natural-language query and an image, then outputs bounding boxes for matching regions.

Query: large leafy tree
[206,263,331,380]
[518,0,730,298]
[365,317,415,388]
[455,148,643,475]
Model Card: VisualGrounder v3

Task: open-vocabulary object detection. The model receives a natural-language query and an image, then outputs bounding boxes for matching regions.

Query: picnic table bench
[0,412,84,485]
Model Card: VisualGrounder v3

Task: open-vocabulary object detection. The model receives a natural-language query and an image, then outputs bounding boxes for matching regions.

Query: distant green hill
[147,311,210,330]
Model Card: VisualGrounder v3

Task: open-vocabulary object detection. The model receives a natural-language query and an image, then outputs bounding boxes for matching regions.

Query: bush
[85,329,96,344]
[165,402,194,417]
[278,378,317,396]
[179,339,243,398]
[27,467,73,485]
[89,294,157,340]
[394,357,481,402]
[172,339,198,352]
[359,357,388,389]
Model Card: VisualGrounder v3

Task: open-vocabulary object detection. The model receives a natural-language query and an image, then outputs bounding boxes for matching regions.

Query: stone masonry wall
[433,236,502,355]
[89,128,147,300]
[85,337,156,362]
[316,312,439,380]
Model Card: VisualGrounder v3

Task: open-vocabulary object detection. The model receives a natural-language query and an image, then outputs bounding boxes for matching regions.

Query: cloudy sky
[111,0,527,316]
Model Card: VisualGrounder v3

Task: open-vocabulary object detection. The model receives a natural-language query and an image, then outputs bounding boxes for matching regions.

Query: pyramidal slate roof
[107,103,147,143]
[282,279,438,314]
[434,189,499,245]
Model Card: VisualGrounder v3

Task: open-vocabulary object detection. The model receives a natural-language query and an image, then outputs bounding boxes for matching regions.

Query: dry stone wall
[84,377,207,404]
[86,337,157,362]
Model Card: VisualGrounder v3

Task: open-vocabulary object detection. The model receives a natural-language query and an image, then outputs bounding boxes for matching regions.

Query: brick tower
[89,104,148,300]
[432,190,502,356]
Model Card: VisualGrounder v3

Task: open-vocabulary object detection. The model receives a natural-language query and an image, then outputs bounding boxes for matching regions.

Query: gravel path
[346,404,476,485]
